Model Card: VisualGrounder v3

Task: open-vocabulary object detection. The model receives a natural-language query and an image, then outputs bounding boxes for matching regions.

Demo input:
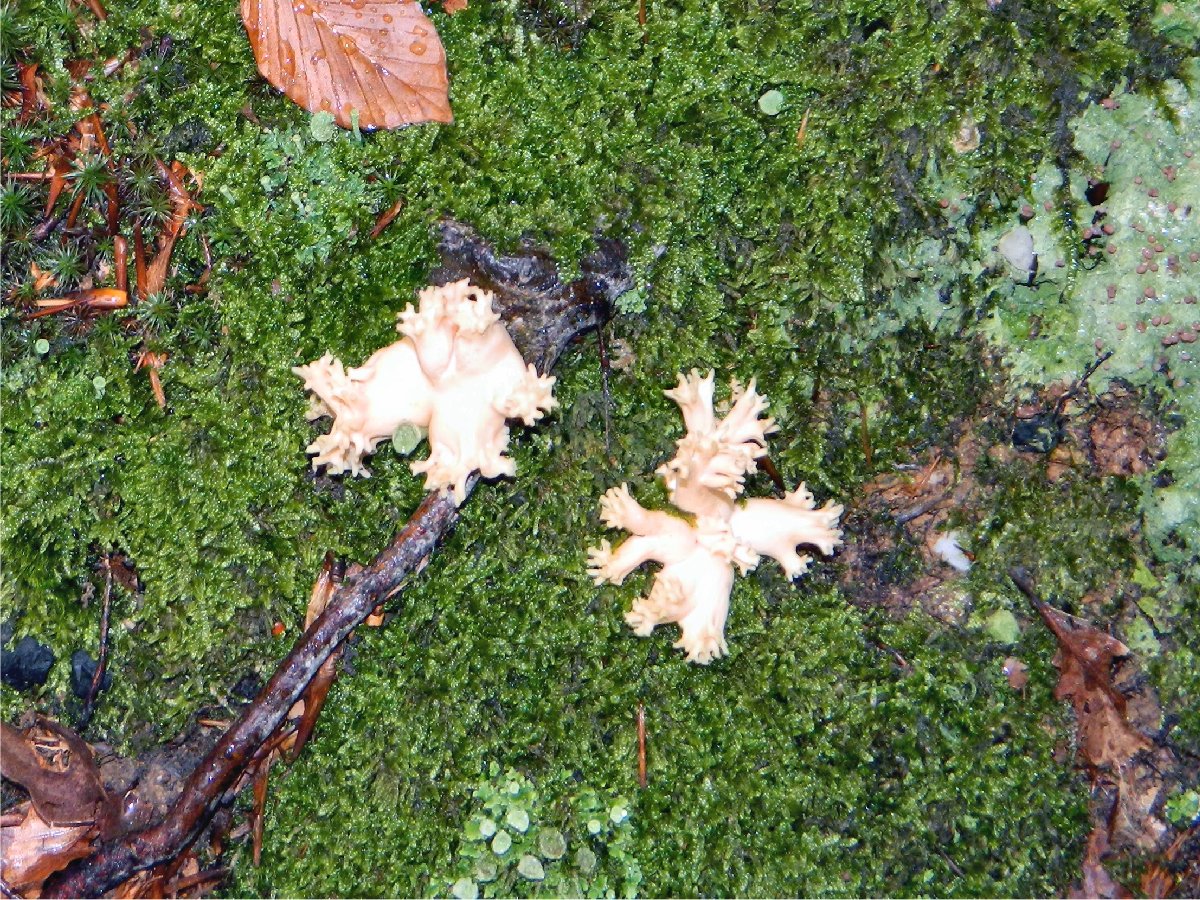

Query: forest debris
[145,161,201,297]
[0,718,111,828]
[135,351,168,410]
[1070,825,1130,899]
[369,198,405,239]
[0,803,95,893]
[80,558,115,722]
[27,288,128,319]
[1087,383,1164,477]
[1009,568,1193,893]
[442,0,468,13]
[1001,656,1028,691]
[16,63,49,121]
[1011,569,1151,770]
[0,636,56,690]
[239,0,452,130]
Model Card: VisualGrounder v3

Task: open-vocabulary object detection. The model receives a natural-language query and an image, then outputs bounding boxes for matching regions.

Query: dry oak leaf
[240,0,452,129]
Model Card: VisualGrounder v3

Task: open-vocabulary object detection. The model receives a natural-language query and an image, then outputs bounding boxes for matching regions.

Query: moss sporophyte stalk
[2,0,1198,895]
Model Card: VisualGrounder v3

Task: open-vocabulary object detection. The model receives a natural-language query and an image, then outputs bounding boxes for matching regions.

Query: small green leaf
[491,829,512,855]
[574,847,597,874]
[391,423,426,456]
[479,818,497,838]
[757,89,784,116]
[538,828,566,860]
[608,804,628,825]
[92,375,107,398]
[34,339,49,355]
[1165,790,1200,827]
[586,818,602,835]
[474,857,498,882]
[517,854,545,881]
[506,807,530,833]
[309,111,337,143]
[985,609,1021,644]
[451,877,478,900]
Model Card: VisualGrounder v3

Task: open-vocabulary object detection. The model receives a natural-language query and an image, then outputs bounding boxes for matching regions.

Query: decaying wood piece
[42,224,630,898]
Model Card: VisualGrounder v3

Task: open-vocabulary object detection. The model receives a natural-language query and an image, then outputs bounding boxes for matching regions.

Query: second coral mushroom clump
[294,279,556,502]
[588,371,843,664]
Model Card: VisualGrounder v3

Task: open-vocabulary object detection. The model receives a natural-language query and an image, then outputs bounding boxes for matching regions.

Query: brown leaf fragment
[441,0,467,13]
[0,803,95,893]
[1070,825,1131,899]
[239,0,452,130]
[17,63,49,121]
[1001,656,1028,690]
[369,198,405,239]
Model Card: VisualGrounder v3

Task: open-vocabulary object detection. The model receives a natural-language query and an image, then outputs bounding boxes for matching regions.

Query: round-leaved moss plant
[438,765,641,899]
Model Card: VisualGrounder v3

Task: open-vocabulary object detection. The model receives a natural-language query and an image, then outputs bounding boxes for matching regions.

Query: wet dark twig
[82,557,114,724]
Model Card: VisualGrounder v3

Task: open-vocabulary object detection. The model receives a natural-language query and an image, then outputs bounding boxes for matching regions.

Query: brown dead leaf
[239,0,452,130]
[441,0,467,13]
[1045,613,1152,770]
[1012,571,1153,770]
[0,802,95,893]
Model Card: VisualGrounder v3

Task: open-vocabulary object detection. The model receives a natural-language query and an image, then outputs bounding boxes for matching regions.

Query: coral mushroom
[294,279,556,502]
[588,371,842,664]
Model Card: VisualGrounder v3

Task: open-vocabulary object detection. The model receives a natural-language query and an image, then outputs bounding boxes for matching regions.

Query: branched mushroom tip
[589,370,843,665]
[294,279,556,502]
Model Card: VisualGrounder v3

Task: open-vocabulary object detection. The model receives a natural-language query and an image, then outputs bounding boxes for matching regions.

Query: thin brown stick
[82,557,114,722]
[596,325,613,456]
[637,703,647,789]
[250,754,271,867]
[113,236,129,294]
[164,866,229,895]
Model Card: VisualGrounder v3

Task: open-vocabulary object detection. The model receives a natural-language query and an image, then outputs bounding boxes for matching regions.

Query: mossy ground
[2,0,1197,895]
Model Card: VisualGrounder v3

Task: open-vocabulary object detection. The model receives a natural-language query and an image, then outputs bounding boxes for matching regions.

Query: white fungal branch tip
[589,371,842,664]
[294,279,555,503]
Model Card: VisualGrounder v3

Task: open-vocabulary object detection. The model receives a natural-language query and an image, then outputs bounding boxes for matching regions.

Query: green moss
[2,0,1195,894]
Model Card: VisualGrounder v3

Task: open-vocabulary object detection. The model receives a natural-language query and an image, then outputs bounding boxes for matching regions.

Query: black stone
[232,672,261,701]
[1,636,55,690]
[70,649,112,698]
[1012,413,1062,454]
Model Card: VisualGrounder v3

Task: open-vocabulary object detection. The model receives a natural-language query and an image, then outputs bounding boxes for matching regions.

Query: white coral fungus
[588,370,843,664]
[293,279,556,503]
